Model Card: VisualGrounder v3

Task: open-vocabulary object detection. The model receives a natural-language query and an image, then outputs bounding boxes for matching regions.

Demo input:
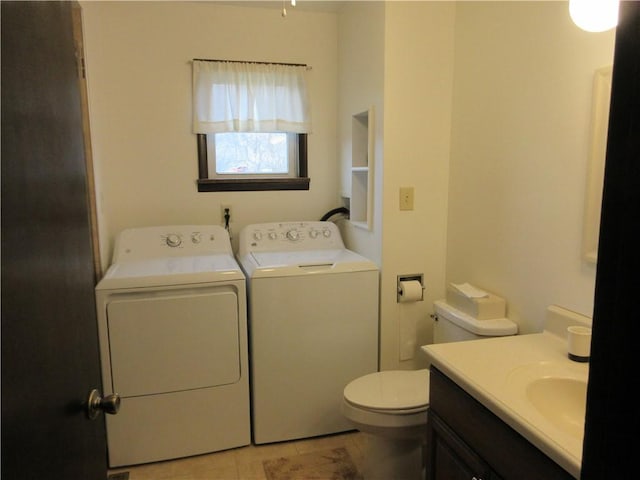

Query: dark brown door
[582,2,640,477]
[1,2,108,479]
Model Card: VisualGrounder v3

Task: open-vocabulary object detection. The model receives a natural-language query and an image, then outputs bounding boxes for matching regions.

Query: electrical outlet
[399,187,414,211]
[221,205,232,225]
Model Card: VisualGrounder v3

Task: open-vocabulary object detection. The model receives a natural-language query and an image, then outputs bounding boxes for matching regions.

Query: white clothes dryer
[95,225,249,467]
[238,221,380,444]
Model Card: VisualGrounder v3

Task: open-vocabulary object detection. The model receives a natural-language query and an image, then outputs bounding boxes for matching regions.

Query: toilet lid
[344,370,430,410]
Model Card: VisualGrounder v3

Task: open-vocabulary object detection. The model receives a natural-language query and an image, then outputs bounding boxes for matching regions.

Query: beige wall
[337,1,613,367]
[337,2,454,370]
[337,1,385,265]
[82,1,616,372]
[447,2,615,332]
[380,2,455,369]
[81,1,339,266]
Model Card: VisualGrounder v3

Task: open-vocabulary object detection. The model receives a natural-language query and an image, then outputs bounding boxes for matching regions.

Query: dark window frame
[196,133,309,192]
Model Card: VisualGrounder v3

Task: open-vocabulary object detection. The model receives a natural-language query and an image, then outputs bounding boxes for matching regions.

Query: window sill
[197,177,310,192]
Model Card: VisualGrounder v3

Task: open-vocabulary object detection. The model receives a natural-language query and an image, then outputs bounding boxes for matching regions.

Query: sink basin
[525,377,587,438]
[505,360,588,440]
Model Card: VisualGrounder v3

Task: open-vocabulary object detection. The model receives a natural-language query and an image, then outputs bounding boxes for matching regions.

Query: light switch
[399,187,414,211]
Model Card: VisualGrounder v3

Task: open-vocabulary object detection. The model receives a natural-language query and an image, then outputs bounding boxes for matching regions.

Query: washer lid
[344,370,430,410]
[241,249,378,278]
[250,249,346,267]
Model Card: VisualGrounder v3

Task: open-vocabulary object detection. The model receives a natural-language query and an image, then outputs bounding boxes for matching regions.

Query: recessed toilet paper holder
[397,274,425,302]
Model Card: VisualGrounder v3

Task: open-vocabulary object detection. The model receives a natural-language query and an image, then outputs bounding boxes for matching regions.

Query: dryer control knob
[253,231,263,241]
[286,230,299,241]
[166,234,182,247]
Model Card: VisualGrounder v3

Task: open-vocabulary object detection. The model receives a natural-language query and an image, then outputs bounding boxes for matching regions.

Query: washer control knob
[309,229,319,239]
[268,232,278,240]
[166,234,182,247]
[191,232,202,244]
[253,231,263,241]
[286,229,299,241]
[322,229,332,238]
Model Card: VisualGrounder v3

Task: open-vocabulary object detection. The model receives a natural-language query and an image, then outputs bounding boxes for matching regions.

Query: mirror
[583,65,613,263]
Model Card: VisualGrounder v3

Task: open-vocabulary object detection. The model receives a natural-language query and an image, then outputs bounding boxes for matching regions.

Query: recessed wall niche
[350,107,374,229]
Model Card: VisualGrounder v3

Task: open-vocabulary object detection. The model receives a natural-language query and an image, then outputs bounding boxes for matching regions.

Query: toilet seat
[343,370,430,413]
[344,399,428,415]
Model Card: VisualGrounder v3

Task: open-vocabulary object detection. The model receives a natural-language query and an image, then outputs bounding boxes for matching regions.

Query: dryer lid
[344,370,430,410]
[96,254,244,290]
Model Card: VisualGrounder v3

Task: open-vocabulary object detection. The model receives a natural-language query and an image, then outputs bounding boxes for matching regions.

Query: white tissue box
[445,285,506,320]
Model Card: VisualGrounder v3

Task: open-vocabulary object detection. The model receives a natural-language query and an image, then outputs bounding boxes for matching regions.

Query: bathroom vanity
[426,367,572,480]
[423,306,591,480]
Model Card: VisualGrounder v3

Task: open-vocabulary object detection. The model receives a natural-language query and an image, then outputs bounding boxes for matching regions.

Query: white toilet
[341,300,518,480]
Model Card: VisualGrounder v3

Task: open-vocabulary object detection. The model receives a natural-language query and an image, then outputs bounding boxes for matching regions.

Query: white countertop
[422,331,588,478]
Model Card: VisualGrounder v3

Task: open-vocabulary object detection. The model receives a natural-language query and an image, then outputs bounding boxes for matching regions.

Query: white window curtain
[192,60,312,134]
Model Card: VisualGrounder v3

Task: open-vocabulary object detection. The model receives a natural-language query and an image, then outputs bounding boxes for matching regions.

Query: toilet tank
[433,300,517,344]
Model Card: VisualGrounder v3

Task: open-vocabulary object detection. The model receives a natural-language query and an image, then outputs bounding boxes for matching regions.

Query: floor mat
[263,447,362,480]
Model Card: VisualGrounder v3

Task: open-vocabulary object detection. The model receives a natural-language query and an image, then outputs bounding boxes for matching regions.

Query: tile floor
[108,431,366,480]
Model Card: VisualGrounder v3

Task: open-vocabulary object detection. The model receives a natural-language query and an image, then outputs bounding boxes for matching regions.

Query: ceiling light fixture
[569,0,619,32]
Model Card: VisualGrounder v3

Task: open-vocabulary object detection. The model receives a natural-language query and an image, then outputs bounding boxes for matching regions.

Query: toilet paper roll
[398,280,423,303]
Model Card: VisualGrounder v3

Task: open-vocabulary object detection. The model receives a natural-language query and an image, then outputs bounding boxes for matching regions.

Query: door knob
[86,389,121,420]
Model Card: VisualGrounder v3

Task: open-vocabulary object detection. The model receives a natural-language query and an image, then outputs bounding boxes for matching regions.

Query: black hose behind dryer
[320,207,350,222]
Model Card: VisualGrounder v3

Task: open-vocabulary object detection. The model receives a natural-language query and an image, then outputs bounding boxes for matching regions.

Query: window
[192,60,311,192]
[196,132,308,191]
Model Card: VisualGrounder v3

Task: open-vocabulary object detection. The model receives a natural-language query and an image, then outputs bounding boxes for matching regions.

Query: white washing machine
[238,221,379,444]
[95,225,250,467]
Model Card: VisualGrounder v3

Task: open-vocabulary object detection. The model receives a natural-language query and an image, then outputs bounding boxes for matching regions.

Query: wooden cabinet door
[427,412,495,480]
